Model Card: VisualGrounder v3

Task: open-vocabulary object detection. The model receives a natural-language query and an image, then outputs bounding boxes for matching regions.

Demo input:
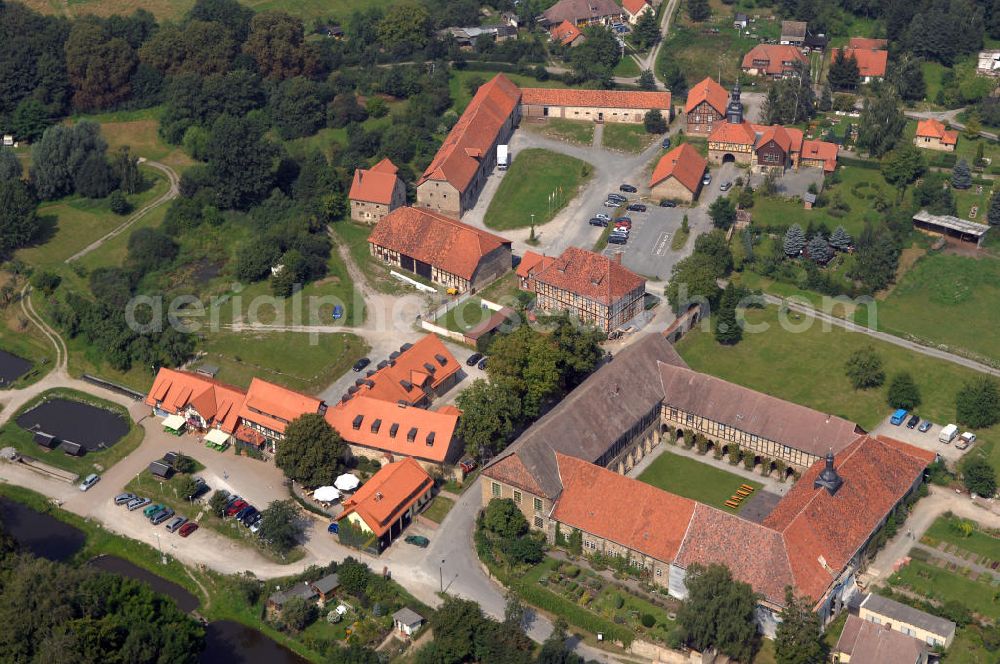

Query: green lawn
[422,495,455,524]
[922,515,1000,563]
[887,557,1000,619]
[437,298,492,333]
[854,253,1000,364]
[656,16,777,88]
[483,149,592,230]
[526,118,595,146]
[478,272,523,307]
[329,221,409,295]
[613,56,641,78]
[637,451,763,513]
[71,107,196,172]
[0,388,143,477]
[602,123,655,154]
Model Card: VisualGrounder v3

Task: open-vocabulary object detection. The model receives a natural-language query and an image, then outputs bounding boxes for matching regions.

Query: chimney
[612,252,623,265]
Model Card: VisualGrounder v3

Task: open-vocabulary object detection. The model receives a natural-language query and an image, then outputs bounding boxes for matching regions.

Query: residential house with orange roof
[349,158,406,223]
[520,88,672,124]
[622,0,652,25]
[325,335,463,471]
[480,332,936,634]
[541,0,624,27]
[416,74,521,218]
[913,118,958,152]
[235,378,326,454]
[741,44,809,78]
[649,143,707,202]
[336,457,434,553]
[848,37,888,51]
[549,20,584,47]
[145,368,246,434]
[799,139,840,172]
[516,250,555,291]
[368,206,512,293]
[831,46,888,83]
[526,246,646,333]
[684,77,729,135]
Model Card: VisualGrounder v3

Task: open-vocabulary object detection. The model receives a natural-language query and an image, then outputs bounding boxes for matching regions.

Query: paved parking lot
[747,167,824,199]
[871,415,970,465]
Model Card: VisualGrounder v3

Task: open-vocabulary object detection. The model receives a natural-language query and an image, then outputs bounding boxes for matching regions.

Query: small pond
[0,349,32,385]
[1,500,306,663]
[0,497,85,562]
[16,397,129,451]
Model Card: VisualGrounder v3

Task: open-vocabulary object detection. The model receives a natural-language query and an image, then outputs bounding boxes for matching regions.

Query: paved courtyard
[870,415,971,466]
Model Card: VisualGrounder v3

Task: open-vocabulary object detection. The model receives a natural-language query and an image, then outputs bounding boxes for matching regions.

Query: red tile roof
[325,396,459,463]
[756,124,796,153]
[764,435,934,603]
[419,74,521,194]
[368,207,512,280]
[354,334,461,405]
[146,368,245,433]
[483,452,548,497]
[532,246,645,306]
[549,20,583,46]
[543,0,623,25]
[832,47,888,78]
[622,0,650,17]
[836,615,928,664]
[915,118,958,145]
[516,251,555,280]
[520,87,671,111]
[553,454,696,563]
[708,120,758,145]
[650,143,707,193]
[847,37,888,51]
[741,44,808,76]
[800,139,839,171]
[337,457,433,537]
[685,77,729,115]
[238,378,324,435]
[349,158,400,205]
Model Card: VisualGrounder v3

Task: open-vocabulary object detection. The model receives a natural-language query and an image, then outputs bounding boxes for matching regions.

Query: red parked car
[178,522,199,538]
[225,499,248,517]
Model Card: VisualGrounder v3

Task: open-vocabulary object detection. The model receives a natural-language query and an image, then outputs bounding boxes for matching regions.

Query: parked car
[352,357,371,372]
[144,503,165,518]
[244,511,262,528]
[405,535,430,547]
[327,522,340,535]
[957,432,977,450]
[918,420,933,433]
[127,497,151,511]
[607,193,627,202]
[238,506,259,525]
[114,492,136,506]
[165,516,188,533]
[627,203,647,212]
[225,500,248,517]
[619,184,637,193]
[477,357,488,370]
[332,305,344,320]
[702,173,712,185]
[178,522,199,538]
[719,181,732,192]
[187,477,209,501]
[595,213,611,222]
[250,519,263,535]
[589,217,608,226]
[607,235,627,245]
[906,415,920,429]
[939,423,958,443]
[79,473,100,492]
[659,200,677,207]
[614,216,632,224]
[603,199,621,208]
[466,352,483,366]
[890,408,908,426]
[234,504,254,522]
[151,508,175,526]
[661,137,671,149]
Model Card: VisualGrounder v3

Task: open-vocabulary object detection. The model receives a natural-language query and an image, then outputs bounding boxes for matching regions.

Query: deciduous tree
[686,0,711,21]
[205,114,276,209]
[257,499,304,554]
[456,378,523,459]
[64,18,138,111]
[676,564,759,662]
[880,144,926,190]
[775,587,825,664]
[0,180,40,257]
[139,20,235,77]
[276,413,345,487]
[242,11,318,80]
[857,87,906,157]
[377,1,432,53]
[665,253,723,314]
[30,121,107,200]
[887,371,922,410]
[270,77,329,139]
[956,376,1000,428]
[482,498,528,539]
[844,345,885,389]
[962,457,997,497]
[708,196,736,230]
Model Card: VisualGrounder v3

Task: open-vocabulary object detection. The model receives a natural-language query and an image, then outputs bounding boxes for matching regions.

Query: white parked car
[957,432,976,450]
[79,473,100,492]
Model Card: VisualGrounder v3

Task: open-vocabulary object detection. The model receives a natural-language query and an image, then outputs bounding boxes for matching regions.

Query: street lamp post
[439,559,446,593]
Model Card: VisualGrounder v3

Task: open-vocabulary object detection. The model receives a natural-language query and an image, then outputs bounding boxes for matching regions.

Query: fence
[82,374,145,401]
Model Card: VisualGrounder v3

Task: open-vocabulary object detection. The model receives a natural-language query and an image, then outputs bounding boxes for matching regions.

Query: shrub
[563,565,580,578]
[641,614,656,628]
[612,593,624,609]
[109,190,131,215]
[744,455,755,471]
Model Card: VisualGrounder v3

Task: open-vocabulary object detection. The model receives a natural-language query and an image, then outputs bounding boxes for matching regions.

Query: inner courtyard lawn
[437,298,492,333]
[637,451,763,513]
[483,149,592,230]
[854,253,1000,364]
[602,123,655,154]
[525,118,595,146]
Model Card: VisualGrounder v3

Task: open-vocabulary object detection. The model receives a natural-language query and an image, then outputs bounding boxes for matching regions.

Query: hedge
[838,156,881,170]
[514,579,634,646]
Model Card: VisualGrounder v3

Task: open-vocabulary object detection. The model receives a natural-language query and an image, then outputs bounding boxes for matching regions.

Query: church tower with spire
[726,82,744,124]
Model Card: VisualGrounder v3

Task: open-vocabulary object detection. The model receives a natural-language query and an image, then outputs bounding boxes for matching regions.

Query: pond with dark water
[0,349,32,385]
[0,499,306,663]
[16,397,129,451]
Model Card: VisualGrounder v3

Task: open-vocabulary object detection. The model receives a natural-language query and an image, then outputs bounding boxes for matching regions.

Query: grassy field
[602,123,655,153]
[525,119,595,146]
[71,107,196,172]
[922,514,1000,562]
[421,495,455,524]
[437,298,492,333]
[749,164,892,238]
[637,451,763,513]
[484,149,592,230]
[478,272,522,306]
[197,331,368,394]
[0,388,143,477]
[613,56,641,78]
[16,168,168,267]
[854,253,1000,364]
[887,557,1000,619]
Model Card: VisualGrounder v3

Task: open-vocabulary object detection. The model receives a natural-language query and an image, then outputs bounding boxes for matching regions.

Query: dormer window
[390,423,399,438]
[352,415,363,430]
[407,427,417,442]
[370,419,381,434]
[426,432,435,446]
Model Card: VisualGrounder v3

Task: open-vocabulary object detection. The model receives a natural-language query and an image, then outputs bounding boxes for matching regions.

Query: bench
[740,484,755,492]
[736,489,752,497]
[725,500,740,508]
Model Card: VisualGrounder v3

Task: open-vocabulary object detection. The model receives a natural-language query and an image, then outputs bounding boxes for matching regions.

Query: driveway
[870,416,969,466]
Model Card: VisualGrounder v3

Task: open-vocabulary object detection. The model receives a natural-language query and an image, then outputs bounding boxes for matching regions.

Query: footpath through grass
[637,451,763,513]
[484,149,592,230]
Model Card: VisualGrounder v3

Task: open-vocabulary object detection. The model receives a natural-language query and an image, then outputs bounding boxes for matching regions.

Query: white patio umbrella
[334,473,360,491]
[313,486,341,502]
